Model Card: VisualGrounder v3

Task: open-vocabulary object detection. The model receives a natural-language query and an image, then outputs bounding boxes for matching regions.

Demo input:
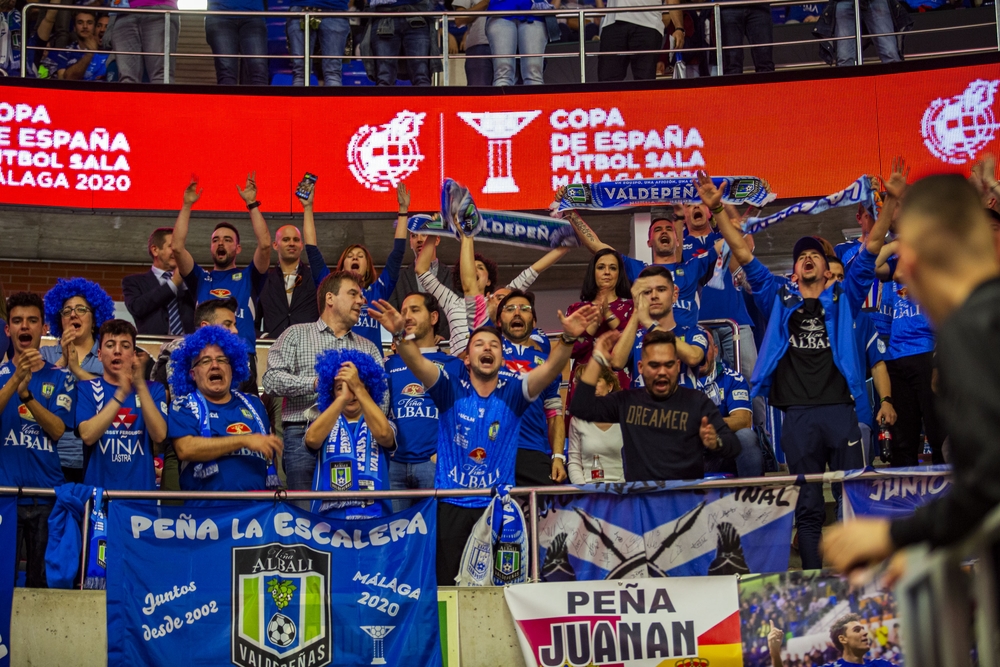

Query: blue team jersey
[886,282,935,360]
[306,238,405,348]
[838,239,893,336]
[688,230,752,326]
[385,349,457,464]
[855,310,887,371]
[631,323,709,388]
[168,392,272,492]
[502,339,561,454]
[824,659,897,667]
[77,378,167,491]
[622,250,717,330]
[185,264,259,347]
[0,361,75,496]
[40,341,102,469]
[427,365,533,508]
[695,361,751,418]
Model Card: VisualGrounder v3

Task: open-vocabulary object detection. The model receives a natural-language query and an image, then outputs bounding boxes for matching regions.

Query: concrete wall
[8,587,524,667]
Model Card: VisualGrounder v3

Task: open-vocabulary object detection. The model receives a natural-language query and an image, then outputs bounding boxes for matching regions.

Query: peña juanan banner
[504,577,742,667]
[106,498,440,667]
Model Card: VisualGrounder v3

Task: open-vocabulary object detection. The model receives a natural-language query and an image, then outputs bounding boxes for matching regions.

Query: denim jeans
[205,15,269,85]
[388,459,436,513]
[371,15,431,86]
[17,502,52,588]
[720,6,774,75]
[834,0,901,66]
[486,17,546,86]
[282,424,316,508]
[111,5,180,83]
[716,324,758,379]
[734,428,763,477]
[464,42,494,85]
[286,8,351,86]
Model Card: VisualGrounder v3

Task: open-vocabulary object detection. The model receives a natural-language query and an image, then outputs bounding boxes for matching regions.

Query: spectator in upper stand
[0,292,76,588]
[303,182,409,348]
[111,0,179,83]
[719,0,774,75]
[369,0,433,86]
[485,0,547,85]
[452,0,492,85]
[41,10,109,80]
[255,216,318,340]
[6,1,65,77]
[694,331,763,477]
[122,227,196,336]
[704,163,896,570]
[205,0,268,86]
[566,364,623,484]
[552,0,603,43]
[597,0,683,81]
[286,0,350,86]
[833,0,901,66]
[41,277,115,482]
[389,227,458,342]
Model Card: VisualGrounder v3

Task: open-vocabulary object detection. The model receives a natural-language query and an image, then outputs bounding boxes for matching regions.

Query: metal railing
[2,468,935,590]
[18,0,1000,84]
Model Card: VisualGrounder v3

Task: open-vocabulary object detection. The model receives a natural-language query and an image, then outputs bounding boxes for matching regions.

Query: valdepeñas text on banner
[0,495,15,667]
[408,210,580,251]
[0,59,998,212]
[106,498,440,667]
[842,465,952,521]
[537,481,799,581]
[504,576,742,667]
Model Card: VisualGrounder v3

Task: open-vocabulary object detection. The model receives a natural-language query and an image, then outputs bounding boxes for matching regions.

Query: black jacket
[891,277,1000,549]
[389,261,458,339]
[256,262,319,339]
[122,270,196,335]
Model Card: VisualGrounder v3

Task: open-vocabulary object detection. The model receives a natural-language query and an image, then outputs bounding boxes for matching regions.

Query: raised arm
[526,305,599,398]
[695,171,753,266]
[172,178,202,278]
[235,171,272,274]
[867,157,908,258]
[459,234,480,296]
[571,330,623,424]
[565,209,613,256]
[368,300,441,387]
[299,177,318,246]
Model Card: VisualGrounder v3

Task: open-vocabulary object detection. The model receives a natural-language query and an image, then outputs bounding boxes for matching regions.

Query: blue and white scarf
[311,414,383,518]
[441,178,482,238]
[552,176,775,211]
[183,390,277,488]
[456,485,528,586]
[408,210,579,251]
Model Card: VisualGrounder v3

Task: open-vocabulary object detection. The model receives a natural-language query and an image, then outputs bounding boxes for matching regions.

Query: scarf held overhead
[553,176,776,211]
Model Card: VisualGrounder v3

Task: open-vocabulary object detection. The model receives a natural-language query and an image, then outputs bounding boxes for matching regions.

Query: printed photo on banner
[505,576,742,667]
[740,571,903,667]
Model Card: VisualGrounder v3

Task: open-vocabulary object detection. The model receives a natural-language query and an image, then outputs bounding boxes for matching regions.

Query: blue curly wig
[44,278,116,338]
[168,325,251,398]
[315,349,388,412]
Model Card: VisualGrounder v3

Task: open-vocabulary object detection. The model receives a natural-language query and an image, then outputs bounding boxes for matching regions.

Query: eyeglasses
[60,306,92,317]
[193,356,231,368]
[502,304,533,314]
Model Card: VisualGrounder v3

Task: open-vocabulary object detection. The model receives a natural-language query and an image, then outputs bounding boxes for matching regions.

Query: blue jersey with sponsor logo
[622,250,717,330]
[687,229,752,326]
[185,264,259,347]
[886,282,935,360]
[501,339,562,454]
[0,361,75,497]
[694,360,751,418]
[427,365,532,508]
[168,392,271,491]
[77,377,167,491]
[631,323,709,388]
[385,349,457,464]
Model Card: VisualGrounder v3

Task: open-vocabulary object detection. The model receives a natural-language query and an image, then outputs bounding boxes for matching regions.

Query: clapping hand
[336,361,363,395]
[558,304,599,340]
[699,416,719,450]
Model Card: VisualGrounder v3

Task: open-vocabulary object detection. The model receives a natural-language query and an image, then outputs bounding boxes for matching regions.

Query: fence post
[441,14,450,86]
[713,4,723,75]
[79,497,91,591]
[530,490,540,582]
[995,0,1000,51]
[853,0,863,65]
[163,10,171,84]
[304,12,311,86]
[20,5,28,77]
[578,9,586,83]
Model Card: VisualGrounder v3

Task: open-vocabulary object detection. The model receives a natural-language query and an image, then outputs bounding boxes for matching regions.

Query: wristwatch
[246,200,261,210]
[392,329,408,344]
[880,396,894,405]
[560,333,579,345]
[552,453,566,462]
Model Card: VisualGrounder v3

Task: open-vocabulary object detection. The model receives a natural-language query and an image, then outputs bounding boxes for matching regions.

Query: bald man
[255,224,318,338]
[823,174,1000,575]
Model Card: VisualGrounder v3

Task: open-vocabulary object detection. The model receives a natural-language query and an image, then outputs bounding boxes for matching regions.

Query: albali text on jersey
[385,349,460,464]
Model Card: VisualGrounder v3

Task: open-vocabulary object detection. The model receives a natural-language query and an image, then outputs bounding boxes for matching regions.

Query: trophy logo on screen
[360,625,394,665]
[458,111,542,194]
[922,79,1000,165]
[348,111,426,192]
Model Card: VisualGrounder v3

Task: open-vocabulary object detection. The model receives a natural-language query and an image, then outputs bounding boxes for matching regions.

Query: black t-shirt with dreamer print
[770,298,853,408]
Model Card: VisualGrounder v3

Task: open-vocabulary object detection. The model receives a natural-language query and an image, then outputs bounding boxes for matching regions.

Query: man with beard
[122,227,196,336]
[171,174,272,352]
[496,290,566,486]
[702,167,895,569]
[367,298,598,584]
[572,328,739,482]
[610,266,709,386]
[0,292,76,587]
[566,205,719,330]
[384,292,455,511]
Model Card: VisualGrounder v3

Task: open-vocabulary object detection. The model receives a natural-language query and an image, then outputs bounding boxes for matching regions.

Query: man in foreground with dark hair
[572,328,739,482]
[767,614,897,667]
[123,226,195,336]
[824,174,1000,576]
